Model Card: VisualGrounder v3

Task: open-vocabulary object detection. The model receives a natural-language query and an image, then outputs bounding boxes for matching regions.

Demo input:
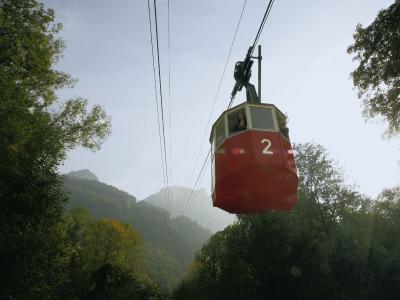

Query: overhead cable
[185,0,249,198]
[148,0,171,210]
[153,0,171,210]
[230,0,275,106]
[184,0,276,215]
[182,0,249,215]
[182,149,211,215]
[167,0,173,208]
[147,0,168,209]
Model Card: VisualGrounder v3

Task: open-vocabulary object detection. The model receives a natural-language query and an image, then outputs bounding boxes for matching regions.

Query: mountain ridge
[66,169,99,181]
[62,172,211,291]
[143,186,235,232]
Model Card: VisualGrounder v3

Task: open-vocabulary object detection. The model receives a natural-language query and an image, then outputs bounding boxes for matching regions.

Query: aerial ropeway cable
[186,0,299,215]
[229,0,275,107]
[147,0,171,211]
[211,0,298,214]
[182,0,249,216]
[184,0,276,215]
[167,0,173,205]
[184,0,275,215]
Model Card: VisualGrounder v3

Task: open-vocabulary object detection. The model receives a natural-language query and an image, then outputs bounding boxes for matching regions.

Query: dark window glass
[249,106,276,131]
[228,108,247,136]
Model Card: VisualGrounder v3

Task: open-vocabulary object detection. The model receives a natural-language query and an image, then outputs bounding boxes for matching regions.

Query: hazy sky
[46,0,399,200]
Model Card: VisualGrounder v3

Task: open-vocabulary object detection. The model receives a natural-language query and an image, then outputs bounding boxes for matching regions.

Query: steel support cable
[229,0,274,107]
[183,83,243,216]
[185,150,211,215]
[147,0,168,209]
[182,149,211,215]
[182,0,249,215]
[184,0,276,215]
[167,0,173,209]
[228,91,237,108]
[250,0,274,56]
[153,0,171,210]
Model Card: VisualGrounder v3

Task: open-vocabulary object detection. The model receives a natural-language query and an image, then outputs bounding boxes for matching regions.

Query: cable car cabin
[210,102,298,214]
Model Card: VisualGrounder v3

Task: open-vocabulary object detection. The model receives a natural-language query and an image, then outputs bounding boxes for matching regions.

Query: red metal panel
[212,130,298,214]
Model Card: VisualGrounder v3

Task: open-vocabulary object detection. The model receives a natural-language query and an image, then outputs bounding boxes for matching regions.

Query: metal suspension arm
[231,46,261,104]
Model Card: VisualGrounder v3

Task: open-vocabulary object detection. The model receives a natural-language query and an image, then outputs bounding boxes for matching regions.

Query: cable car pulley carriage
[209,45,298,214]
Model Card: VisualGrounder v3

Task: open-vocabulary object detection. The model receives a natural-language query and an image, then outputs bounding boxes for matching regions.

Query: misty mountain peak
[143,186,234,232]
[66,169,99,181]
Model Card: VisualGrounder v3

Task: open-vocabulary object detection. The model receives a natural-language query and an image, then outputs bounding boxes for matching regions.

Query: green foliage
[348,0,400,137]
[82,219,142,271]
[64,176,137,218]
[63,175,212,291]
[59,208,166,299]
[85,263,166,300]
[142,243,185,292]
[53,97,111,152]
[173,143,400,300]
[0,0,110,298]
[295,143,365,234]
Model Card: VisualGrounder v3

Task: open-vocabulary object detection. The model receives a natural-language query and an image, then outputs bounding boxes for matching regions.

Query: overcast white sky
[46,0,399,200]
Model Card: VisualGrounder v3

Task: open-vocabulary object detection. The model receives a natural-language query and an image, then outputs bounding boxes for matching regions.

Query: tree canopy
[173,143,400,300]
[348,0,400,137]
[58,208,166,299]
[0,0,111,298]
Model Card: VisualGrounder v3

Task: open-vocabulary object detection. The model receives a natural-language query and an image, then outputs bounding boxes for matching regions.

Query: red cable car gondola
[210,102,298,214]
[209,46,298,214]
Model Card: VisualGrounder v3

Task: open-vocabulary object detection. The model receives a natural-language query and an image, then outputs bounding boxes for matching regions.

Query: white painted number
[261,139,273,155]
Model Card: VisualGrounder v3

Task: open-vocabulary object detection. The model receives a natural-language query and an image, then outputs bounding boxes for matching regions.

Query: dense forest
[173,144,400,299]
[64,171,211,291]
[1,0,399,299]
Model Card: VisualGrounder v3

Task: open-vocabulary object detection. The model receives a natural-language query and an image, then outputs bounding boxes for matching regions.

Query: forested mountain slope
[143,186,234,232]
[63,171,212,290]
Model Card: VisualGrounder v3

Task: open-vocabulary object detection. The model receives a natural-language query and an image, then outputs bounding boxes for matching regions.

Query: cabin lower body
[212,130,298,214]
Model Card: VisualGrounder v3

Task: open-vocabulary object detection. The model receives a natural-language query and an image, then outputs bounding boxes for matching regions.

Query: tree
[0,0,111,298]
[173,143,400,300]
[294,143,365,234]
[60,209,167,299]
[348,1,400,137]
[83,219,142,272]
